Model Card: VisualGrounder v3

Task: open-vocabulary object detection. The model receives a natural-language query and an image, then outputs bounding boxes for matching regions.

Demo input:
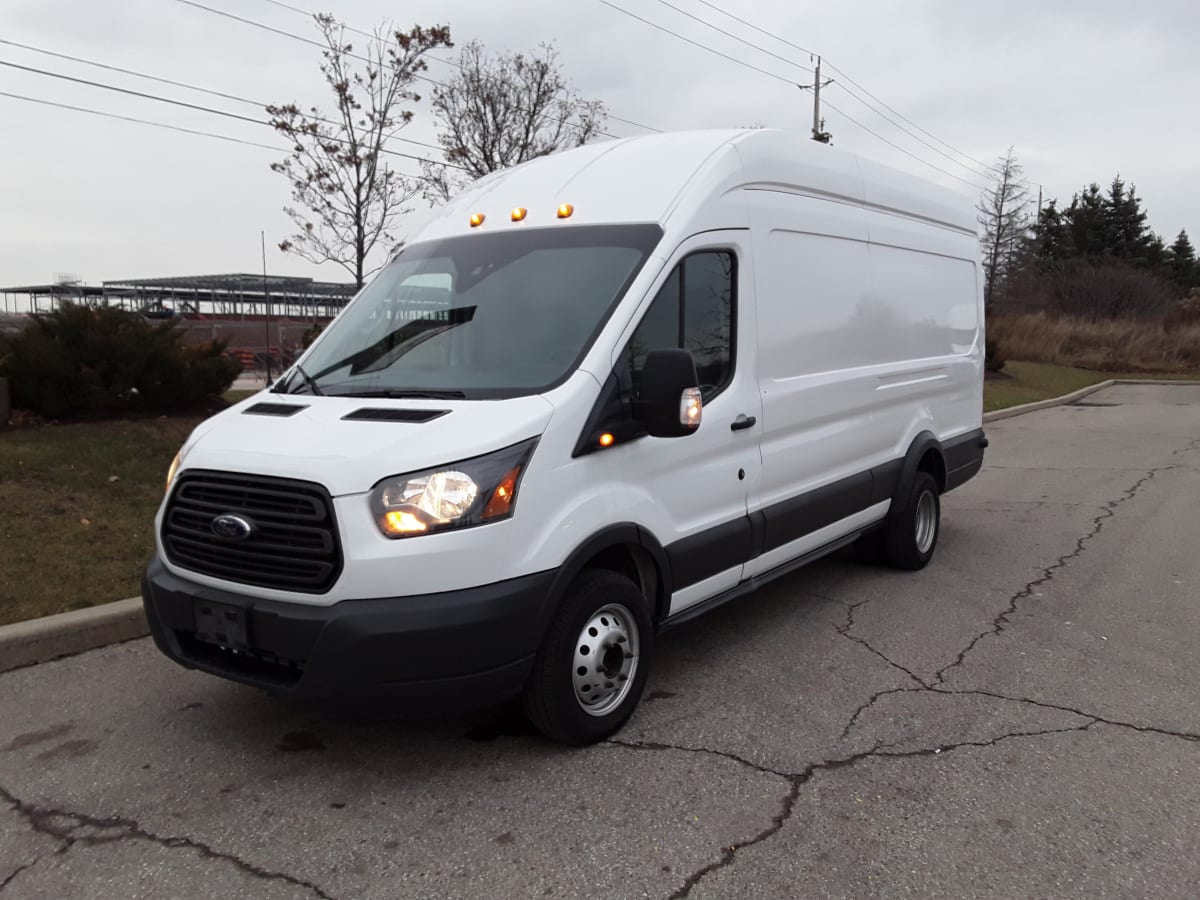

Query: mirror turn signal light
[680,387,703,430]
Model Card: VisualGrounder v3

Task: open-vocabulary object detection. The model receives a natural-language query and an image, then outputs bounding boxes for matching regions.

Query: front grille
[163,470,342,593]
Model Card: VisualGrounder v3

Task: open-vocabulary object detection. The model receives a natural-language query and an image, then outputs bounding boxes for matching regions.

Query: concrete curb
[983,379,1116,422]
[0,597,147,675]
[983,377,1199,423]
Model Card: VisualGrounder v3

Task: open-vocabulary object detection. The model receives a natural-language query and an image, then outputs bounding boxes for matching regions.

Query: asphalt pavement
[2,383,1198,899]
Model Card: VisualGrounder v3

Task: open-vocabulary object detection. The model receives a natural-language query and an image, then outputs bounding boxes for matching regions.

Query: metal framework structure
[0,273,357,319]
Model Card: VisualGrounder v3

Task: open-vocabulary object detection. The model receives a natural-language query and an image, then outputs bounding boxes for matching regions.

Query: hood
[178,393,557,497]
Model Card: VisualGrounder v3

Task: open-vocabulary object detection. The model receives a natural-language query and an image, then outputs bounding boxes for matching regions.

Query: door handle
[730,414,757,432]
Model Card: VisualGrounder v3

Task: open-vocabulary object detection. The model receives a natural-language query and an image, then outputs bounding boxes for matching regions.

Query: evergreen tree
[1104,176,1151,260]
[1030,199,1072,268]
[1143,232,1167,271]
[1168,230,1197,290]
[1066,184,1107,256]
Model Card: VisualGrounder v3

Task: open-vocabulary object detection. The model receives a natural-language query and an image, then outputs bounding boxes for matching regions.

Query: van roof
[413,129,977,243]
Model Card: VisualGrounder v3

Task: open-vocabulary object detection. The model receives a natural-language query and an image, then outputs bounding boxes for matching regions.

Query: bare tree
[268,15,451,288]
[978,147,1032,306]
[423,42,606,201]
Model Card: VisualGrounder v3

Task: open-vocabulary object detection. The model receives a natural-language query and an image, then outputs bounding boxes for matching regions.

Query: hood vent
[342,408,450,423]
[243,402,308,417]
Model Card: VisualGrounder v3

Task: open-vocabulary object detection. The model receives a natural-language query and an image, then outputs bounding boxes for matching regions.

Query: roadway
[2,382,1198,899]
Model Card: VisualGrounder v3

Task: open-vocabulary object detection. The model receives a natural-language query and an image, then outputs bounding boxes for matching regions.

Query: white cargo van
[144,129,986,744]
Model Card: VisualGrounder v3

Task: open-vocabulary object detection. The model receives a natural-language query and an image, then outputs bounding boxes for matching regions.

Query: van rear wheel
[883,471,940,570]
[523,570,652,745]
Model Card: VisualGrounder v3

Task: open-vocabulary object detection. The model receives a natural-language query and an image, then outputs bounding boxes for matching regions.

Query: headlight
[165,446,188,494]
[370,438,537,539]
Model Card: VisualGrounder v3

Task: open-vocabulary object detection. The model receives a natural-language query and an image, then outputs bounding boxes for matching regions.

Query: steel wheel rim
[915,490,937,554]
[572,603,639,717]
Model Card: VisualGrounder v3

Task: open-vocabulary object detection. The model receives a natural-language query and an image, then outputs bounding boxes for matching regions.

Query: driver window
[621,250,735,402]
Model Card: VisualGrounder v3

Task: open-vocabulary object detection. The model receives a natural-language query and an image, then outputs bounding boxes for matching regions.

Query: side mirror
[637,349,703,438]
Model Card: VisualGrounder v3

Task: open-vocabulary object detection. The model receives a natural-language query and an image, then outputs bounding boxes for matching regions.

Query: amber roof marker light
[511,207,528,222]
[469,213,486,228]
[557,203,574,219]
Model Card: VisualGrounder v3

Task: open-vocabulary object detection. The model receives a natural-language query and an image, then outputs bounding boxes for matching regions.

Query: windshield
[293,224,663,399]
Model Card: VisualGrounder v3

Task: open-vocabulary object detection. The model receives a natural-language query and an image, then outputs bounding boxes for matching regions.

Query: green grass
[0,416,205,625]
[984,361,1199,413]
[0,390,256,625]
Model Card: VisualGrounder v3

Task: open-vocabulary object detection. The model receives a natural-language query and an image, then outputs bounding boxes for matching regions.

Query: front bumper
[142,558,556,711]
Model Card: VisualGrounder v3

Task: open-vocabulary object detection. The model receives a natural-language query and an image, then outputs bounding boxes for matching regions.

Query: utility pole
[1036,184,1043,227]
[261,230,271,385]
[801,56,834,144]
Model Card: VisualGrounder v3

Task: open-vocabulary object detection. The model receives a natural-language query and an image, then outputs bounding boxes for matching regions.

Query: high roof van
[143,129,986,744]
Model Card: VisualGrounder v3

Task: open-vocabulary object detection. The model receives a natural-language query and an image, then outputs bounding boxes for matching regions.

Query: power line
[0,58,264,125]
[247,0,664,134]
[0,89,284,153]
[0,38,447,154]
[821,98,986,190]
[0,88,428,181]
[593,1,985,188]
[595,0,801,86]
[683,0,992,175]
[647,0,811,75]
[689,0,818,57]
[822,60,992,172]
[826,81,990,178]
[174,0,631,142]
[0,57,469,171]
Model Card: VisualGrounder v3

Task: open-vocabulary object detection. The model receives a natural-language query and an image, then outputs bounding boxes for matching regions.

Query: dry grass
[990,313,1200,373]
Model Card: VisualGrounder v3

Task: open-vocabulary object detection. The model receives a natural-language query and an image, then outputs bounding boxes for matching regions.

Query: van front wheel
[884,471,940,570]
[523,570,652,745]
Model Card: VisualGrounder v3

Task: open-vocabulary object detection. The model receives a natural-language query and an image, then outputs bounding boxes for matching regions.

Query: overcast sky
[1,0,1196,290]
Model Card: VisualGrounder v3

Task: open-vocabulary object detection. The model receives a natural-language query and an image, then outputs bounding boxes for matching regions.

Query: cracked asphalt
[2,382,1199,899]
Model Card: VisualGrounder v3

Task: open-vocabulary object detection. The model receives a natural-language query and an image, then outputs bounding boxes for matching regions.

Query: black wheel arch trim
[891,431,945,514]
[546,523,673,627]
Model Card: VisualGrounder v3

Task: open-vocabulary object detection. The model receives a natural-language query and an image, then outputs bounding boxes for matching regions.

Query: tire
[883,471,940,570]
[523,569,653,745]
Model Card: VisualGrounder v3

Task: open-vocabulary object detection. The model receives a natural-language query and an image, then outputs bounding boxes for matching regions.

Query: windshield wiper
[338,388,468,399]
[278,363,325,396]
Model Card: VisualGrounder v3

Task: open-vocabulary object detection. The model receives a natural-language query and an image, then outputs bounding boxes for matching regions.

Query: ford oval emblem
[210,514,254,541]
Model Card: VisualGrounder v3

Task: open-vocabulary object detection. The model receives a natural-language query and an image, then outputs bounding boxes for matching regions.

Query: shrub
[1005,259,1176,321]
[1164,291,1200,332]
[0,303,241,418]
[984,335,1006,373]
[989,312,1200,373]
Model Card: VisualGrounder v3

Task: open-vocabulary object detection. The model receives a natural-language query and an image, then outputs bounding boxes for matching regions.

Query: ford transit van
[143,129,986,744]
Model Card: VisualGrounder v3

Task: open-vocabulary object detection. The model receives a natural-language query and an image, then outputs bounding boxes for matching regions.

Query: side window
[621,251,735,402]
[684,252,734,393]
